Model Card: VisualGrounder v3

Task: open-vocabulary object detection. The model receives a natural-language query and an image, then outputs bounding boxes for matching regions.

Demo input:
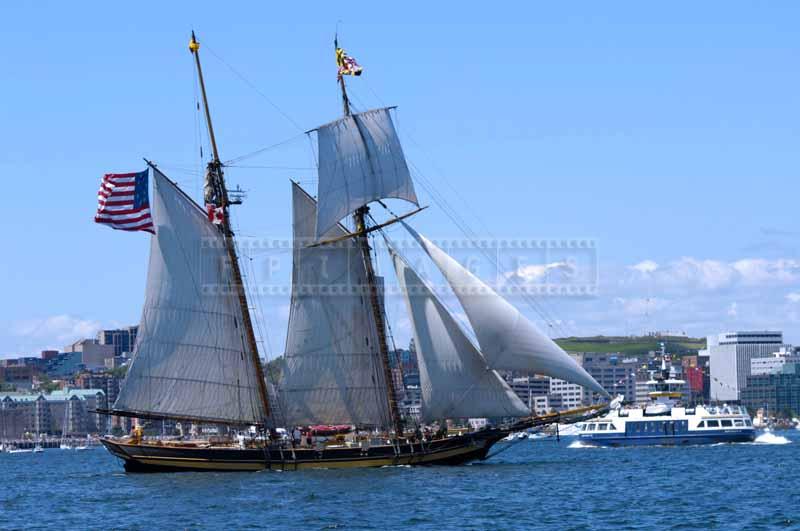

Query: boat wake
[567,440,596,449]
[753,431,791,445]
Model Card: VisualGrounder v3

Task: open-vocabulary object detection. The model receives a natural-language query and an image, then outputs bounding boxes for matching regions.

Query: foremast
[336,42,404,438]
[190,32,272,426]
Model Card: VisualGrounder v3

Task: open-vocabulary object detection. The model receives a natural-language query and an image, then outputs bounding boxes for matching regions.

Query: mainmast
[189,32,272,425]
[335,41,404,437]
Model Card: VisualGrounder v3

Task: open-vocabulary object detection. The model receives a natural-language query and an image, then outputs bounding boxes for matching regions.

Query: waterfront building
[705,331,785,401]
[74,371,124,433]
[507,375,552,414]
[0,389,106,440]
[577,353,640,403]
[741,361,800,417]
[549,378,586,410]
[750,348,800,376]
[0,365,40,391]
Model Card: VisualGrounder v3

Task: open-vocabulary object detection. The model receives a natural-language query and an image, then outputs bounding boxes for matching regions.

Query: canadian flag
[206,204,224,225]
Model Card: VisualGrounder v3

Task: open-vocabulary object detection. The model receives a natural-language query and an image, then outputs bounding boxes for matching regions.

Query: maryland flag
[336,47,363,77]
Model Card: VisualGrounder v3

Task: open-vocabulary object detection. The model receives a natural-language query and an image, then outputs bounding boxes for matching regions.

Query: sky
[2,1,800,359]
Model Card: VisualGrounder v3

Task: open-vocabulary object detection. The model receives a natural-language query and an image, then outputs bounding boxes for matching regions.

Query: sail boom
[95,408,266,428]
[307,206,427,248]
[308,105,398,134]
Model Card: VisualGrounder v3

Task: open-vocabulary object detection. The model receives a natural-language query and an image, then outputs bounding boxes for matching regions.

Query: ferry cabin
[579,405,755,446]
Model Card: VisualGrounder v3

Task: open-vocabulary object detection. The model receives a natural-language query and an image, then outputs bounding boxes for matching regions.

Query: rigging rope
[203,43,306,134]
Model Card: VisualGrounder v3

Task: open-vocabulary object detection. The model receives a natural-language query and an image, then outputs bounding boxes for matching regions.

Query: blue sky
[2,1,800,358]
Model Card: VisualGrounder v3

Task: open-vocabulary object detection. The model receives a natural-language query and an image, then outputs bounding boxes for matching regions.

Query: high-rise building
[576,353,640,403]
[741,361,800,416]
[705,331,785,401]
[97,326,138,357]
[507,376,552,414]
[549,378,586,410]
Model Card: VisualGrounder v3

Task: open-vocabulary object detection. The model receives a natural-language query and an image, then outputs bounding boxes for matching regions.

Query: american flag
[95,169,155,234]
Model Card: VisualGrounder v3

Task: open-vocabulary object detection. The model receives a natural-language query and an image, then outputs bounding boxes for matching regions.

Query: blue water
[1,432,798,530]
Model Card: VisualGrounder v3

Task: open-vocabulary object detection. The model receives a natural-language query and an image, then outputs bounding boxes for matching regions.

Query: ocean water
[1,431,798,530]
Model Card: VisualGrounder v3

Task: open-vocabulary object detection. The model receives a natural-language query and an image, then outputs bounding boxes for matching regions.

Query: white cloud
[12,315,102,347]
[623,256,800,292]
[505,261,575,284]
[786,292,800,303]
[630,260,658,274]
[733,258,800,286]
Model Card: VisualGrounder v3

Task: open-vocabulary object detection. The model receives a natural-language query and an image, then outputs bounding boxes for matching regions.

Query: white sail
[391,250,530,422]
[112,168,268,425]
[315,107,418,238]
[278,183,392,427]
[405,224,608,397]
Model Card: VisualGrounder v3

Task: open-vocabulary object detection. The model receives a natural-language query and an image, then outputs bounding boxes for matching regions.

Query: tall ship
[99,33,609,472]
[578,358,755,447]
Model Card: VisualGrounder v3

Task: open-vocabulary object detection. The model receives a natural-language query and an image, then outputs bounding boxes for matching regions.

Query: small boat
[32,444,44,453]
[6,446,33,454]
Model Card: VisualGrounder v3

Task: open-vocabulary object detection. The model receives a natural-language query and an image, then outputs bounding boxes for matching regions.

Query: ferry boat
[578,360,756,447]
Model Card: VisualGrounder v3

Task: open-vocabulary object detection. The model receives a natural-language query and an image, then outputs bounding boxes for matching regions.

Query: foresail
[315,107,418,238]
[405,224,608,397]
[277,183,392,427]
[112,167,268,425]
[391,250,530,422]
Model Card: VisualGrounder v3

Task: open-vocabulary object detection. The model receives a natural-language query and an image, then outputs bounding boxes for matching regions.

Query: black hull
[101,429,507,473]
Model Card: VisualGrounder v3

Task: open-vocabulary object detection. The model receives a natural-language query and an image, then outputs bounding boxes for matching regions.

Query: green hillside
[555,335,706,356]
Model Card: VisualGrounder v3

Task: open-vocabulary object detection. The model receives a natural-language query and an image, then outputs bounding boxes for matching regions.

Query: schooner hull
[100,430,506,473]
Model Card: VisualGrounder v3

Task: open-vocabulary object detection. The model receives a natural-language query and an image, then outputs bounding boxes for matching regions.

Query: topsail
[404,224,608,397]
[112,167,269,425]
[315,107,418,238]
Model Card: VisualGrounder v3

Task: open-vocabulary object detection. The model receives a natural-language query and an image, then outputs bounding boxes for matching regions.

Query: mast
[336,43,404,437]
[189,32,272,425]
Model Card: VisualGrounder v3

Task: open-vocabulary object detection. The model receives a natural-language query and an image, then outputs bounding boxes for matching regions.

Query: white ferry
[579,361,756,447]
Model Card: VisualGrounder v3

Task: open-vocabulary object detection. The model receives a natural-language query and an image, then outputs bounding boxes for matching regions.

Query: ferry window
[697,421,705,428]
[707,420,720,428]
[607,423,614,431]
[745,419,752,426]
[588,424,596,431]
[598,423,608,430]
[721,420,733,427]
[734,419,744,427]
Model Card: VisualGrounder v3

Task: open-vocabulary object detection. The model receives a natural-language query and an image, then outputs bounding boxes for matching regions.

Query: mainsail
[404,224,608,397]
[391,250,530,422]
[278,183,392,427]
[315,107,418,238]
[112,168,268,425]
